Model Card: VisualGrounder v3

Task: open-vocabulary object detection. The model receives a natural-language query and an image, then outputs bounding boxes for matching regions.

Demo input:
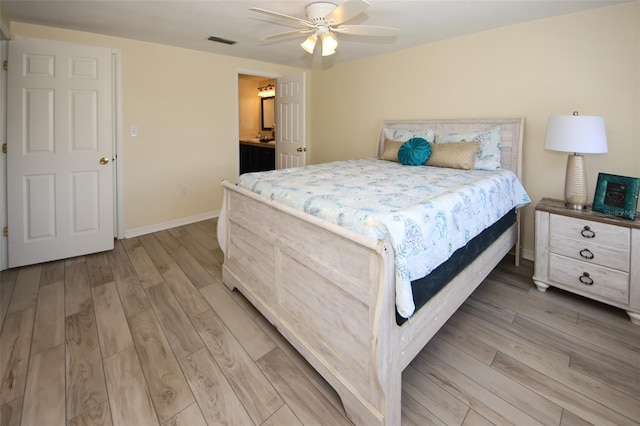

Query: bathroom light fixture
[257,84,275,98]
[544,111,608,209]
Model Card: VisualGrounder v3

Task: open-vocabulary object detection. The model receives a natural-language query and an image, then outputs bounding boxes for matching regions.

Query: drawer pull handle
[580,226,595,238]
[579,272,594,286]
[579,248,594,260]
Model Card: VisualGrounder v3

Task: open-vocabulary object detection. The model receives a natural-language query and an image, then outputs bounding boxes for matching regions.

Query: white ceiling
[0,0,630,69]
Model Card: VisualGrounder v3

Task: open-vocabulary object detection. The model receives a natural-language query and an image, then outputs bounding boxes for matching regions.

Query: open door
[7,38,115,268]
[276,72,306,169]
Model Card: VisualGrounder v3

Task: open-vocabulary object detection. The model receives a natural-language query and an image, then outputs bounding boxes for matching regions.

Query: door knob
[296,147,307,152]
[99,157,110,165]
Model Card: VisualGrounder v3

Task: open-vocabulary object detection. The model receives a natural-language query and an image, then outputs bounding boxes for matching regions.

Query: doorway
[238,73,276,174]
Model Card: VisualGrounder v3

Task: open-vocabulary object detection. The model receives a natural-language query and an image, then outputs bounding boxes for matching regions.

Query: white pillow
[441,126,501,170]
[383,128,435,144]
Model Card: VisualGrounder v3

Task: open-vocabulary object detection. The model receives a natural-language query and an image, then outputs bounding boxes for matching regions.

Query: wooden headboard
[377,117,525,180]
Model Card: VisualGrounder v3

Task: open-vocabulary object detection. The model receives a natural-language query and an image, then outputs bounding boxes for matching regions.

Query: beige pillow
[380,138,404,162]
[425,141,480,170]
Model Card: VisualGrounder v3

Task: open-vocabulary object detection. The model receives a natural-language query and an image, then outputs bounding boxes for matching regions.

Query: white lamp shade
[544,115,608,154]
[321,32,337,56]
[300,34,317,54]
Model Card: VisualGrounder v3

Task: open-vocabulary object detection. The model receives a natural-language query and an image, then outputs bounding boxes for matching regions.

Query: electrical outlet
[180,185,188,196]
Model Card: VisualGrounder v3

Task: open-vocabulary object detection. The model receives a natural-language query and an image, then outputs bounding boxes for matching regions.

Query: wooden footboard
[217,181,517,425]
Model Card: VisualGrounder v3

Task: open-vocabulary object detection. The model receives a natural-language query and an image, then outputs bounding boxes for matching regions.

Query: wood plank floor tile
[110,270,151,319]
[146,283,203,360]
[64,262,92,317]
[160,263,209,318]
[39,260,64,288]
[569,350,640,397]
[257,347,352,426]
[447,309,571,370]
[124,241,165,289]
[7,265,41,314]
[65,304,108,419]
[178,223,218,251]
[192,309,283,424]
[67,400,113,426]
[262,405,303,426]
[92,282,134,358]
[510,314,640,420]
[491,351,637,425]
[251,308,348,417]
[402,365,468,425]
[411,349,544,425]
[436,323,497,365]
[8,222,640,426]
[31,280,64,355]
[462,409,494,426]
[0,270,18,332]
[179,347,254,426]
[167,226,224,280]
[86,253,115,288]
[128,309,194,422]
[103,346,158,426]
[426,336,563,425]
[0,396,22,426]
[475,277,580,324]
[21,344,65,426]
[162,402,207,426]
[400,390,446,426]
[138,234,174,272]
[0,307,36,405]
[168,247,217,289]
[199,283,276,361]
[106,241,151,318]
[561,409,594,426]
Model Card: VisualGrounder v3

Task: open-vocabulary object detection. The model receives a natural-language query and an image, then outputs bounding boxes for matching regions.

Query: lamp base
[564,154,588,210]
[564,202,587,210]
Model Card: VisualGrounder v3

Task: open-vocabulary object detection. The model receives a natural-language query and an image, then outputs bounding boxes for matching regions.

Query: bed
[217,117,528,425]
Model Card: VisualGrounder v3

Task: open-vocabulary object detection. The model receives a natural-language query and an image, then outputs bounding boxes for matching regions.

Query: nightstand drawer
[549,234,629,271]
[549,254,629,305]
[550,214,630,251]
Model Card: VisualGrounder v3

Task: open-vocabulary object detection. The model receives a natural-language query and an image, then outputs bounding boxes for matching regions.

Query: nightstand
[533,198,640,324]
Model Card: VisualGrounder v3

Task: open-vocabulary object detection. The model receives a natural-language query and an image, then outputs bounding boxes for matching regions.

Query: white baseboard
[124,210,219,239]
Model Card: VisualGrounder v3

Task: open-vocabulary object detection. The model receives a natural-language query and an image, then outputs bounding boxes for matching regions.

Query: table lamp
[544,112,608,209]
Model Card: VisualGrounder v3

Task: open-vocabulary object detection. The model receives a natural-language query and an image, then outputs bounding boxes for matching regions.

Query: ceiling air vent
[207,36,236,45]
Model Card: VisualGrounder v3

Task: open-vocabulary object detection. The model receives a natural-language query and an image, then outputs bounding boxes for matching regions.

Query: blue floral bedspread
[237,158,530,318]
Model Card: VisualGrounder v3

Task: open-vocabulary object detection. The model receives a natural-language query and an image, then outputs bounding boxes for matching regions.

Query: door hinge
[3,227,7,237]
[2,61,7,71]
[2,143,6,154]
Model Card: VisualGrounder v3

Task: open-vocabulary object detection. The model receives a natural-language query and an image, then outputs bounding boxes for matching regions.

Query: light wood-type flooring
[1,218,639,425]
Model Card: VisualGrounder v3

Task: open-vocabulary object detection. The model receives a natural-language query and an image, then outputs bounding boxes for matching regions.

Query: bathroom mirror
[261,96,275,130]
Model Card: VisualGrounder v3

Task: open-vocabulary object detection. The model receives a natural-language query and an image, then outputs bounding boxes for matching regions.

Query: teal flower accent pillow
[398,137,431,166]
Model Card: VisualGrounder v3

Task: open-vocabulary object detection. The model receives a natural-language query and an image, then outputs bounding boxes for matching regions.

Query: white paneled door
[276,72,305,169]
[7,38,115,268]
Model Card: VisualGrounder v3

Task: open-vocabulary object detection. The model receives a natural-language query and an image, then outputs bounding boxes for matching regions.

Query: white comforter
[237,158,530,317]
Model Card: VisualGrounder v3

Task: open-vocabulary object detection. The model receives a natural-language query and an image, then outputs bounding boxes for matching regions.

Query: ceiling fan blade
[333,25,399,37]
[325,0,370,26]
[262,29,314,40]
[249,7,313,27]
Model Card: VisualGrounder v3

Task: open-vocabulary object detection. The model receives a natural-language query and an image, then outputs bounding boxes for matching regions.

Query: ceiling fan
[249,0,398,57]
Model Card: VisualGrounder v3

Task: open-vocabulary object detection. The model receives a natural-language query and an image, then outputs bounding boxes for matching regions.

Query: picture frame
[592,172,640,221]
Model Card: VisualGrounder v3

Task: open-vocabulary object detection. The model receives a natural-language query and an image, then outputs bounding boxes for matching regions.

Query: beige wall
[9,22,306,234]
[310,2,640,258]
[8,2,640,258]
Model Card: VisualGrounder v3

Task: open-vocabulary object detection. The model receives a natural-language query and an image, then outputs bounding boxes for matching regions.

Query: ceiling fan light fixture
[301,33,317,54]
[321,32,337,56]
